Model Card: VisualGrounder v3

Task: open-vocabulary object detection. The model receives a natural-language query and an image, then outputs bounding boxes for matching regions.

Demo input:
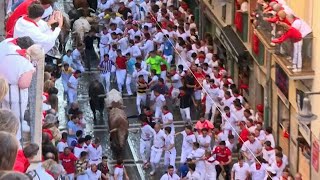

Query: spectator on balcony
[13,3,63,53]
[0,132,19,171]
[0,44,44,144]
[263,10,291,26]
[236,0,248,13]
[271,22,302,72]
[286,14,313,59]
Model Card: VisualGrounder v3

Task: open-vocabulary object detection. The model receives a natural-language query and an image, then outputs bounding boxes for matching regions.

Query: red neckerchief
[9,38,18,45]
[46,170,55,178]
[265,147,273,151]
[210,84,218,89]
[186,131,193,136]
[277,160,283,167]
[73,74,78,79]
[234,93,240,97]
[206,158,216,163]
[179,91,186,96]
[226,113,231,118]
[214,74,221,79]
[16,49,27,58]
[256,163,261,170]
[281,176,288,180]
[75,144,83,148]
[23,16,39,27]
[114,164,123,168]
[61,139,67,143]
[92,144,98,149]
[141,122,148,127]
[236,107,242,111]
[163,110,170,115]
[139,79,146,84]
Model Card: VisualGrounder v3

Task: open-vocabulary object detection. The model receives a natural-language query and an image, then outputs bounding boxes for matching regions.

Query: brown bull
[108,108,129,158]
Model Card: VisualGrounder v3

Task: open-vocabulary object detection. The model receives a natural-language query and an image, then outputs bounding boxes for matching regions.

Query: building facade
[198,0,320,179]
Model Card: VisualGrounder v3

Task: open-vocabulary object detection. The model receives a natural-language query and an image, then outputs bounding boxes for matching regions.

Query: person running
[146,50,169,76]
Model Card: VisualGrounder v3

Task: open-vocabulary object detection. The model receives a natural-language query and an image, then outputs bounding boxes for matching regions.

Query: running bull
[105,89,128,158]
[88,80,105,121]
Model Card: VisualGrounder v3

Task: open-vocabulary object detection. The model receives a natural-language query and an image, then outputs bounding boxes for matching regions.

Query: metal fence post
[28,56,45,162]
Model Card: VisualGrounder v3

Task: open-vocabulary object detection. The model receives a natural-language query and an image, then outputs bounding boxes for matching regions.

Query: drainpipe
[264,52,272,128]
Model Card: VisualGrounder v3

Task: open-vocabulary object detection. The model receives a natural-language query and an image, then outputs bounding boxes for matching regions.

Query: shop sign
[275,64,289,99]
[312,140,319,172]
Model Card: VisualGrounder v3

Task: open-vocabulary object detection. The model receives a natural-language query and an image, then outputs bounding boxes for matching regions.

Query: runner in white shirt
[186,163,202,180]
[265,127,276,148]
[139,115,155,168]
[99,27,110,61]
[74,138,87,158]
[175,125,196,164]
[132,62,149,82]
[150,124,166,176]
[113,160,129,180]
[204,79,220,121]
[169,66,183,100]
[153,90,166,120]
[231,155,250,180]
[86,164,102,180]
[187,142,206,179]
[241,133,263,164]
[197,128,211,151]
[160,165,180,180]
[225,134,236,152]
[250,157,268,180]
[88,138,103,165]
[161,106,175,135]
[56,132,68,153]
[261,141,275,163]
[71,46,85,72]
[203,151,221,180]
[220,91,235,109]
[67,70,81,104]
[163,127,176,170]
[222,106,238,137]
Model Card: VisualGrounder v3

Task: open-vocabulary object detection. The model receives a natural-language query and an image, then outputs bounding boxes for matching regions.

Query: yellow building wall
[285,0,308,21]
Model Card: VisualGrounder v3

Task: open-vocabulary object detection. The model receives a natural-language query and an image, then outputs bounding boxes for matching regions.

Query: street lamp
[297,92,320,123]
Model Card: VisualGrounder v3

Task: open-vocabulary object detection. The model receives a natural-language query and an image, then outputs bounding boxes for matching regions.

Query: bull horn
[110,128,118,133]
[98,94,106,98]
[88,8,96,12]
[77,8,83,10]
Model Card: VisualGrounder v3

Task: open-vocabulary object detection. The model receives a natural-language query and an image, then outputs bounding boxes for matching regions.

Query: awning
[220,25,247,58]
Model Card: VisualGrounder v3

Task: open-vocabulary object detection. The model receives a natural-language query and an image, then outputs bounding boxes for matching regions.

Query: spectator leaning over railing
[0,44,44,144]
[13,143,39,173]
[13,3,62,53]
[0,131,19,171]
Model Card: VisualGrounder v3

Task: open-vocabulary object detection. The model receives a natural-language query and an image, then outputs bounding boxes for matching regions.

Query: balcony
[251,3,314,79]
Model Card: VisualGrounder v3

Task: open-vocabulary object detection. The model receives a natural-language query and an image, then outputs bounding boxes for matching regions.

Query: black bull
[88,80,105,121]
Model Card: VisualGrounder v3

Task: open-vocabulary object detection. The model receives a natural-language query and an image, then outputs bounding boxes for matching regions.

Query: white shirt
[226,140,235,152]
[188,148,206,173]
[153,31,164,44]
[153,129,166,149]
[233,107,245,121]
[186,171,201,180]
[114,166,124,180]
[72,49,82,63]
[162,112,174,131]
[100,32,109,45]
[140,39,154,57]
[86,169,102,180]
[262,148,275,162]
[88,144,102,162]
[128,45,141,58]
[232,162,250,180]
[249,163,267,180]
[171,74,183,89]
[98,1,110,11]
[241,139,263,162]
[205,157,219,178]
[68,75,79,92]
[221,96,235,109]
[140,124,155,140]
[154,94,166,108]
[181,131,196,150]
[205,85,220,103]
[63,55,73,65]
[128,29,142,40]
[14,18,60,53]
[56,141,68,153]
[0,38,21,58]
[32,163,54,180]
[197,135,211,150]
[265,134,276,148]
[74,146,86,158]
[132,69,149,82]
[164,134,176,152]
[110,17,125,29]
[291,18,312,38]
[160,173,180,180]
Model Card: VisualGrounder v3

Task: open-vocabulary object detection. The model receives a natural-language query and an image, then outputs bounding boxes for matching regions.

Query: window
[222,4,227,22]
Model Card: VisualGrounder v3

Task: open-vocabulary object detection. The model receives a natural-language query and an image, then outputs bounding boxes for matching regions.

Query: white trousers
[180,148,192,163]
[164,55,173,65]
[62,80,68,93]
[150,147,163,171]
[67,90,77,104]
[293,40,303,69]
[116,69,126,93]
[65,173,74,180]
[205,100,218,122]
[126,74,133,95]
[99,45,109,61]
[140,138,151,163]
[73,62,85,72]
[154,106,162,119]
[180,107,191,122]
[100,72,111,93]
[164,149,176,168]
[136,93,147,114]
